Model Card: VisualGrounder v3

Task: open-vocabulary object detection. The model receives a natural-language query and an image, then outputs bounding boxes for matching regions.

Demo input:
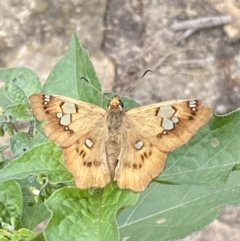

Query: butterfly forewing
[30,94,106,147]
[126,100,212,152]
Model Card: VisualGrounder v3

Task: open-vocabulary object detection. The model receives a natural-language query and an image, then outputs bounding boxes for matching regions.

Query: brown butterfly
[29,94,212,192]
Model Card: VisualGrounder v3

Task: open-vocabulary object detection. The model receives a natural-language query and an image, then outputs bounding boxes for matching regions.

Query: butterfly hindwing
[114,129,167,191]
[64,129,111,188]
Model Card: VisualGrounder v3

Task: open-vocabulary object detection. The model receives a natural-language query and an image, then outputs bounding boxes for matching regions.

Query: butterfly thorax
[107,109,125,138]
[107,96,125,138]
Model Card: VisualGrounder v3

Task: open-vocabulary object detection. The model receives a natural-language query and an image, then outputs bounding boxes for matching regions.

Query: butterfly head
[108,95,124,111]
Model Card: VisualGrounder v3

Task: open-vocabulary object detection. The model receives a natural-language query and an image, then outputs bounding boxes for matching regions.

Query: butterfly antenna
[80,77,111,103]
[80,77,102,94]
[120,70,152,99]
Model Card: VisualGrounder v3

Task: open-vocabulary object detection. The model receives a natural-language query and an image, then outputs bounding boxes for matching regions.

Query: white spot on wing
[158,105,175,118]
[189,103,196,108]
[189,100,198,111]
[162,118,174,130]
[134,141,144,150]
[60,113,71,126]
[43,95,51,105]
[85,139,93,148]
[189,100,197,106]
[172,116,179,123]
[44,95,50,100]
[57,112,63,118]
[61,102,77,114]
[44,95,50,101]
[158,106,179,130]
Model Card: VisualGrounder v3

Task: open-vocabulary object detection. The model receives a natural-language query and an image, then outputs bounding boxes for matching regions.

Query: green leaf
[18,177,50,230]
[0,180,23,227]
[21,202,49,231]
[31,130,49,146]
[0,234,9,241]
[5,80,29,106]
[0,124,4,137]
[42,33,103,106]
[44,184,138,241]
[32,120,47,139]
[29,232,45,241]
[34,33,140,112]
[118,170,240,241]
[0,88,13,108]
[10,133,32,157]
[4,104,32,121]
[159,110,240,186]
[2,123,15,136]
[0,67,41,96]
[0,142,72,185]
[15,228,37,240]
[11,233,21,241]
[41,33,138,110]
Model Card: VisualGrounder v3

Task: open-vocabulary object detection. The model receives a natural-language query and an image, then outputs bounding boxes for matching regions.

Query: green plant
[0,33,240,241]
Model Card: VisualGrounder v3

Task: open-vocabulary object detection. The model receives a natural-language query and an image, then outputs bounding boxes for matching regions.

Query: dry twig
[171,15,232,45]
